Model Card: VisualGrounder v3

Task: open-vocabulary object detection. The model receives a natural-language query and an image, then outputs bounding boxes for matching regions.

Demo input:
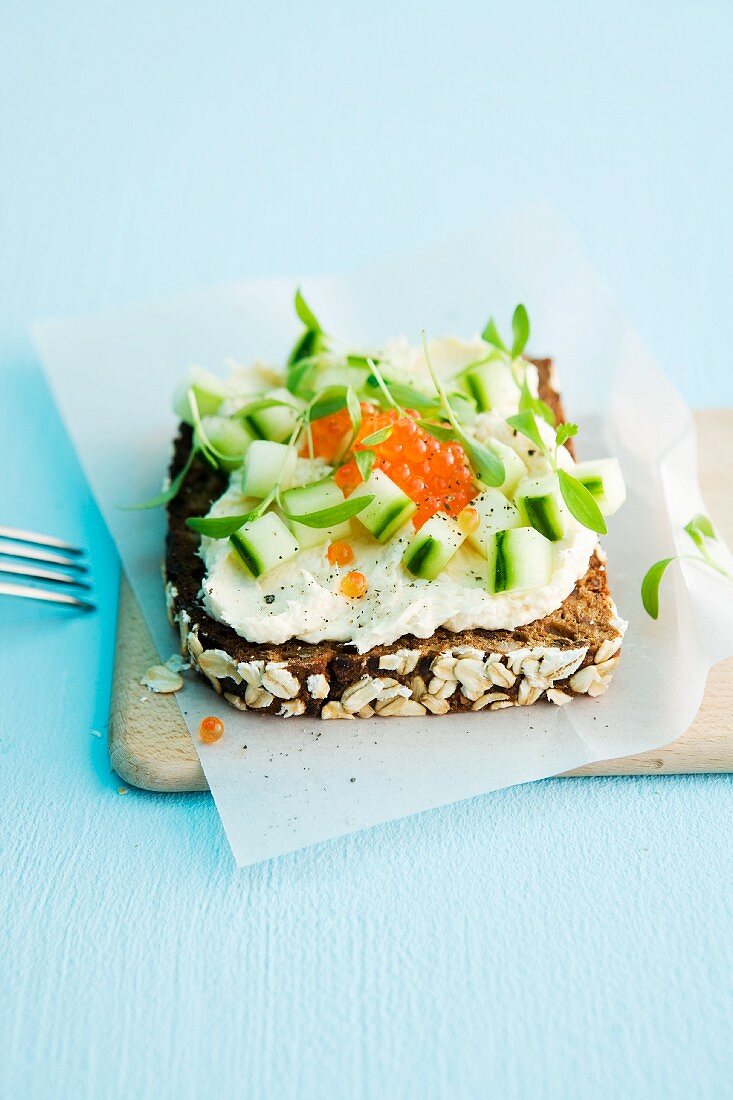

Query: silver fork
[0,526,95,611]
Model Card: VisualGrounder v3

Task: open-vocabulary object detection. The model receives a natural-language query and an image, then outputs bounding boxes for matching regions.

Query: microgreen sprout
[642,513,733,618]
[505,409,606,535]
[421,331,505,488]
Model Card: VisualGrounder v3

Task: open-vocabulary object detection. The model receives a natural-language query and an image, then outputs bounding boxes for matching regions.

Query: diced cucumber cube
[240,441,296,499]
[515,474,567,542]
[403,512,466,580]
[462,359,517,412]
[172,367,227,425]
[351,469,417,542]
[280,477,344,518]
[247,387,304,443]
[286,516,352,550]
[280,476,352,549]
[198,415,255,471]
[467,489,522,555]
[574,458,626,516]
[229,512,300,578]
[487,527,554,594]
[488,439,527,497]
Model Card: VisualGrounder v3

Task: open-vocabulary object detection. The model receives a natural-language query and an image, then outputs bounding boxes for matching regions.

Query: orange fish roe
[333,406,475,528]
[305,403,372,462]
[340,570,368,598]
[199,715,224,743]
[457,505,481,534]
[327,539,354,566]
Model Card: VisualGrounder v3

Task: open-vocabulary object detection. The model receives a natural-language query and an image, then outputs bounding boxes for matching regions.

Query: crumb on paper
[90,729,103,738]
[140,664,184,694]
[117,787,129,795]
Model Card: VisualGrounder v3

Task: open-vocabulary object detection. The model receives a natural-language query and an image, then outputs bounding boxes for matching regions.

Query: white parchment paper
[34,205,733,865]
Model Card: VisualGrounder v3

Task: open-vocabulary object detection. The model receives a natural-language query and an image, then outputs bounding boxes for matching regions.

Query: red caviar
[199,715,224,743]
[457,506,481,534]
[327,539,354,566]
[340,570,368,598]
[324,404,475,529]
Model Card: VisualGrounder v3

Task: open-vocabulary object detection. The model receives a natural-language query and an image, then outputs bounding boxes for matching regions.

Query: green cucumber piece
[515,475,567,542]
[229,512,300,578]
[247,387,304,443]
[467,489,522,555]
[351,469,417,542]
[286,516,352,550]
[240,441,296,499]
[172,367,227,425]
[403,512,466,580]
[487,527,553,594]
[280,477,352,549]
[487,439,527,496]
[198,415,255,471]
[462,359,517,412]
[280,476,344,518]
[574,459,626,516]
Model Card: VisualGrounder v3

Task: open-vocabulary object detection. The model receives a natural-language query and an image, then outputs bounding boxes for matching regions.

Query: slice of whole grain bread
[164,361,624,718]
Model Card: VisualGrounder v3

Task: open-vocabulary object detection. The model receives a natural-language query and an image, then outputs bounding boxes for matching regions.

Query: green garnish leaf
[447,392,476,425]
[355,450,375,481]
[555,422,578,448]
[366,376,437,411]
[287,327,322,370]
[417,420,455,442]
[557,469,608,535]
[506,409,546,452]
[346,385,362,438]
[458,432,505,488]
[511,304,530,358]
[684,513,716,548]
[360,425,393,447]
[233,396,299,421]
[641,557,676,620]
[308,386,349,422]
[535,399,557,428]
[121,447,197,510]
[186,509,261,537]
[283,494,375,529]
[481,317,508,352]
[519,379,556,428]
[294,288,321,333]
[286,354,320,396]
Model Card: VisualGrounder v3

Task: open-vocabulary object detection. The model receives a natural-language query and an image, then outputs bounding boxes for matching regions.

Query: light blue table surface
[2,4,732,1098]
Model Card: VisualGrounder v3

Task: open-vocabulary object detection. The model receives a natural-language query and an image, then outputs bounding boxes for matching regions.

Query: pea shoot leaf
[641,557,676,620]
[506,409,546,453]
[355,450,375,481]
[294,288,321,332]
[282,494,374,529]
[186,509,262,537]
[458,431,505,487]
[511,304,530,358]
[557,469,608,535]
[481,317,508,352]
[555,422,578,449]
[360,425,393,447]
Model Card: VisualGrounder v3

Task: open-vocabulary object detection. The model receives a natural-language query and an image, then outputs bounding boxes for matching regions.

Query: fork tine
[0,562,92,589]
[0,525,84,556]
[0,581,95,611]
[0,542,88,572]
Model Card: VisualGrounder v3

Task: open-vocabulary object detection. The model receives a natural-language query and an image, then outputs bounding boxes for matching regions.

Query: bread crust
[164,361,623,716]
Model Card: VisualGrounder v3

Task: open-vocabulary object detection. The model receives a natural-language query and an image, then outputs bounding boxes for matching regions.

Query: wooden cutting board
[109,409,733,792]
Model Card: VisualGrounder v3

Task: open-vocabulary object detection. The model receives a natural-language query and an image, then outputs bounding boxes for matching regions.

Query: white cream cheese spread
[198,337,599,653]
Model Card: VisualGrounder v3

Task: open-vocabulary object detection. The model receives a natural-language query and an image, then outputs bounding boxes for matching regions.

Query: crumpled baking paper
[34,203,733,866]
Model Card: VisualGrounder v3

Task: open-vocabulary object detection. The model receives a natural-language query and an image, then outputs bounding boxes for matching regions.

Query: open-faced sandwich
[161,295,626,718]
